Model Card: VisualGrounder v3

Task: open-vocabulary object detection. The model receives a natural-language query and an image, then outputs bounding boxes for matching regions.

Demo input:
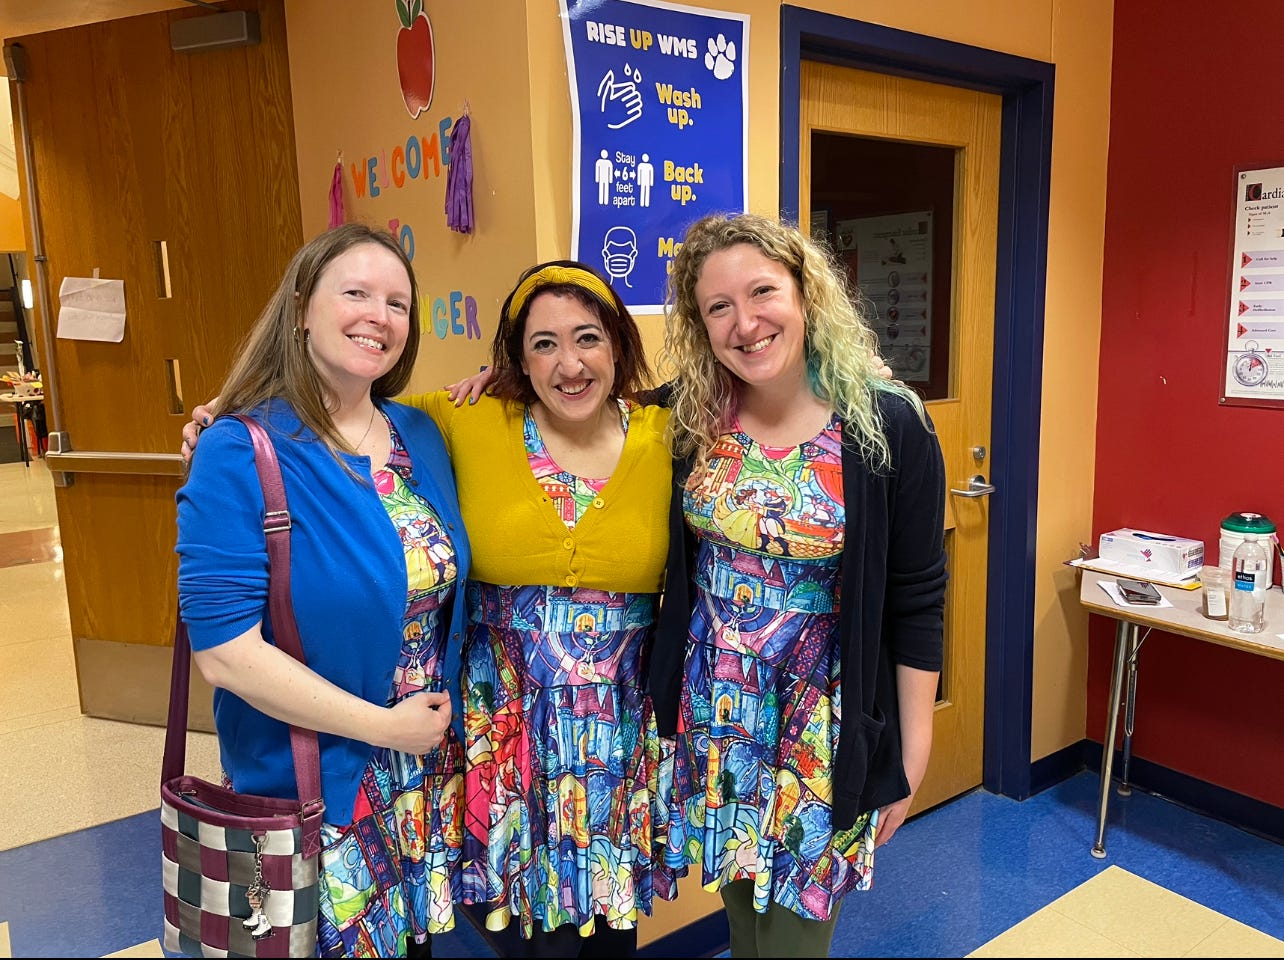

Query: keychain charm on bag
[243,833,275,940]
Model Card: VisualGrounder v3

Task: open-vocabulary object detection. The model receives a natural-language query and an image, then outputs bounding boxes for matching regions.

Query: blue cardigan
[175,398,470,825]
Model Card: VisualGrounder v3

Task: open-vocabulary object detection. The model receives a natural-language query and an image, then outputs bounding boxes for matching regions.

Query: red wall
[1095,0,1284,807]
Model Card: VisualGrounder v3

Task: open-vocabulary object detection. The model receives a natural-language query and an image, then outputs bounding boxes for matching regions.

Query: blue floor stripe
[2,771,1280,958]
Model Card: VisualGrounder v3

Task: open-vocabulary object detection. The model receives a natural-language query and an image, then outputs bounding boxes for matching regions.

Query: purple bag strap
[162,413,325,857]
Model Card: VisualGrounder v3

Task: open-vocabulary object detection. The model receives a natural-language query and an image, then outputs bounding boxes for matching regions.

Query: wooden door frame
[781,6,1055,801]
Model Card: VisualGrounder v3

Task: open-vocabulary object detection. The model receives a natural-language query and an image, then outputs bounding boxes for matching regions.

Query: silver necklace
[348,404,377,452]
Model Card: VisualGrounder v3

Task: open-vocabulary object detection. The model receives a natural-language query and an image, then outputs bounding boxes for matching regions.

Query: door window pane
[810,132,955,400]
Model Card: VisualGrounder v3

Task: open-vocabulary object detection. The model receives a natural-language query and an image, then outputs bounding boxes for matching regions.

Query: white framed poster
[1224,165,1284,407]
[834,211,933,382]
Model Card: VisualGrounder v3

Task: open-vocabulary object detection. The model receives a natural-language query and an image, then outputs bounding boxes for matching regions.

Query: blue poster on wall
[561,0,749,312]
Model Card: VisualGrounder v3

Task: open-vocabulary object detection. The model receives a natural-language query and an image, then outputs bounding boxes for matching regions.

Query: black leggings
[487,915,639,958]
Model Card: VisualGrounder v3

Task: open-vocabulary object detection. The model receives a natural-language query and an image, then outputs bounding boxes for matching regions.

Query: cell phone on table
[1117,578,1161,604]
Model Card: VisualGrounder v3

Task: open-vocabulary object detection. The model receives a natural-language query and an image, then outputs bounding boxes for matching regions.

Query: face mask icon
[602,226,638,288]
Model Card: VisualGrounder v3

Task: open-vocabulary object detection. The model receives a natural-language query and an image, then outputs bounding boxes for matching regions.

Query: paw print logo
[705,33,737,80]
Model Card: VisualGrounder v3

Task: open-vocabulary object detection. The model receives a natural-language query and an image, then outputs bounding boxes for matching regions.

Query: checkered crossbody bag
[161,414,323,958]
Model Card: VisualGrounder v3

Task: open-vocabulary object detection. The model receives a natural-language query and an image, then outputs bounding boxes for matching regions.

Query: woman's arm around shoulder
[397,389,478,449]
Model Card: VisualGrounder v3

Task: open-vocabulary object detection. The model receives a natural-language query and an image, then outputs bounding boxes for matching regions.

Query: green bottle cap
[1221,512,1276,534]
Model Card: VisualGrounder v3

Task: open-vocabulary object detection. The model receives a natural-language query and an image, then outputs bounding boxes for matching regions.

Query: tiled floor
[970,866,1282,958]
[1,459,1281,958]
[0,460,219,854]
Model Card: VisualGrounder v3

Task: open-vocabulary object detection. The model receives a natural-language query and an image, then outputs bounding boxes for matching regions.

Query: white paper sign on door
[57,277,127,343]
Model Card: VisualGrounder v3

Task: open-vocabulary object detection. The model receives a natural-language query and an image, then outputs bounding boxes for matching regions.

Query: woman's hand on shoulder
[180,398,222,466]
[380,690,452,753]
[444,366,495,407]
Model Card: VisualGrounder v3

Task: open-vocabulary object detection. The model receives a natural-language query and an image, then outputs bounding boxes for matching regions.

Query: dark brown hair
[486,259,653,404]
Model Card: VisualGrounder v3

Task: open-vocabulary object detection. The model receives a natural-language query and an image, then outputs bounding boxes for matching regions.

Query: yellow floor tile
[1183,917,1284,958]
[0,560,71,646]
[1051,867,1242,958]
[0,715,219,850]
[0,460,59,535]
[0,702,82,737]
[103,939,165,958]
[968,907,1141,957]
[0,634,79,721]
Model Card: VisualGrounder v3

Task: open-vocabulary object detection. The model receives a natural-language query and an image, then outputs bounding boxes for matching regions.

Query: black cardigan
[649,391,948,830]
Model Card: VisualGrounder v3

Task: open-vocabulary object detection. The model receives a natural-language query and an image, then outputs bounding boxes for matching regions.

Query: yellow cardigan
[405,392,671,594]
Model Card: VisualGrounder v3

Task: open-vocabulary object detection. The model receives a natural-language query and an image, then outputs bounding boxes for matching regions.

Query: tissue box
[1098,528,1204,575]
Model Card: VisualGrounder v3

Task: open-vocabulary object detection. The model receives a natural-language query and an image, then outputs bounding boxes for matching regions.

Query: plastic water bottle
[1228,534,1268,634]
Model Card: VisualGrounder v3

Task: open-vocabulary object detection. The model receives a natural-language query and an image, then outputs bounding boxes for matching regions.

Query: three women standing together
[177,212,946,959]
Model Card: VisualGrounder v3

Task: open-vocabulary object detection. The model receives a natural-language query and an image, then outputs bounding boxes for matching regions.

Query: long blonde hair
[218,223,420,453]
[660,212,927,477]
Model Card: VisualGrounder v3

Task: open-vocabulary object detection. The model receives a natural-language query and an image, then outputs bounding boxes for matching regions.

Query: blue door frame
[780,6,1055,800]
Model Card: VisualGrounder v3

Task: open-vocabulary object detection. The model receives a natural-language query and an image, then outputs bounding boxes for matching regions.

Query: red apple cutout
[396,0,435,118]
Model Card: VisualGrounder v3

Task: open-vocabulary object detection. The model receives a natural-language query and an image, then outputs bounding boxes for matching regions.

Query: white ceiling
[0,0,189,71]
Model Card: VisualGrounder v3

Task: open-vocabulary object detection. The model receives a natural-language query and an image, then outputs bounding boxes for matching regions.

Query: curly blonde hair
[660,212,927,477]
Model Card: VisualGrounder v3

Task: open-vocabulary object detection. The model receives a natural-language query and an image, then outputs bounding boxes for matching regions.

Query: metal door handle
[950,475,996,498]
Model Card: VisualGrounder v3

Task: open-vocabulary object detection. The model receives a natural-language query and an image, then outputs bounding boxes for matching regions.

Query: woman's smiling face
[520,291,617,427]
[694,242,807,392]
[302,242,412,394]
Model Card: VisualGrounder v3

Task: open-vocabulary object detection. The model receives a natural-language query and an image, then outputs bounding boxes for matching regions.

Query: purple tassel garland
[445,114,473,234]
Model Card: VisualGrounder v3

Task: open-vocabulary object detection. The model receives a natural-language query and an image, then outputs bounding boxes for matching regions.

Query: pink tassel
[328,161,344,228]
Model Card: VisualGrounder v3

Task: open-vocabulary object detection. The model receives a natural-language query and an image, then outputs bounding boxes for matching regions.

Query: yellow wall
[0,193,24,252]
[285,0,1112,769]
[284,0,539,395]
[284,0,1113,933]
[524,0,1112,766]
[1034,0,1112,760]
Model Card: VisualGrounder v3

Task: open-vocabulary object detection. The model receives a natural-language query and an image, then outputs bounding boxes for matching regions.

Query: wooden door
[801,61,1000,812]
[12,0,302,725]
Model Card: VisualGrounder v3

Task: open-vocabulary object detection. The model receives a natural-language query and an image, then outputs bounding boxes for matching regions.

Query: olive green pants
[720,879,843,958]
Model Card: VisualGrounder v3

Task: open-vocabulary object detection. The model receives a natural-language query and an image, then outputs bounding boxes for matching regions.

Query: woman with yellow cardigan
[408,261,676,958]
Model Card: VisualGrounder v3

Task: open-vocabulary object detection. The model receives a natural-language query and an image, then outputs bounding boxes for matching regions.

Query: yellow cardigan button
[592,497,605,509]
[563,537,574,550]
[565,574,578,587]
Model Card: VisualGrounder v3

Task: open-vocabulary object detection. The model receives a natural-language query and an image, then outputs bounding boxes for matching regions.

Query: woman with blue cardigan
[176,224,470,958]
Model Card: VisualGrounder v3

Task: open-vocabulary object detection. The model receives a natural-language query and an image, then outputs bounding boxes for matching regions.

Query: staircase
[0,254,33,377]
[0,286,19,374]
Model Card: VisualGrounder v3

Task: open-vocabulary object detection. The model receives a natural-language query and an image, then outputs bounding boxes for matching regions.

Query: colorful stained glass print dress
[663,416,877,921]
[461,402,673,939]
[316,416,465,958]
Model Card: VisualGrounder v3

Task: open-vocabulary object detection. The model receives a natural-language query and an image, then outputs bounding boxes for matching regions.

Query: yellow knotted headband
[506,265,616,321]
